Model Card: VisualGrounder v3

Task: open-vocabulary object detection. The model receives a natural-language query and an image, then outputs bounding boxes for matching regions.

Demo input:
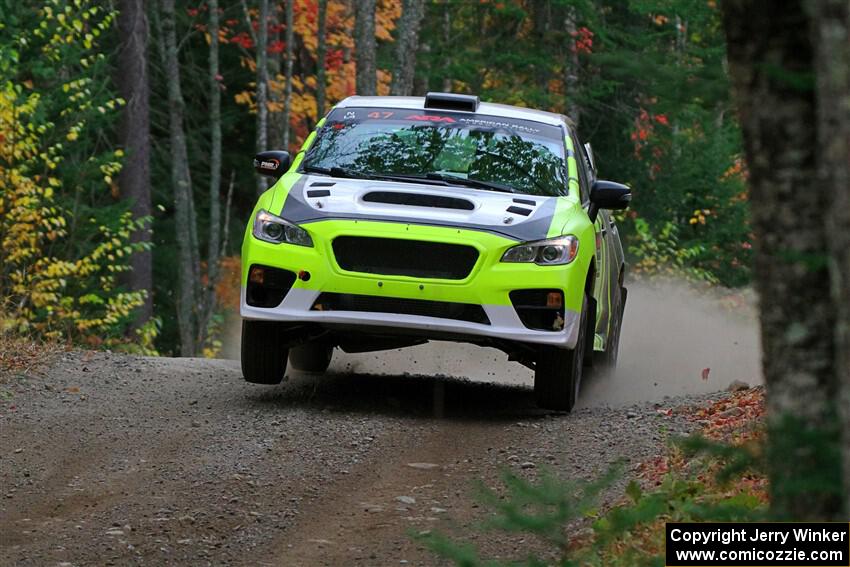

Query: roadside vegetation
[421,387,769,566]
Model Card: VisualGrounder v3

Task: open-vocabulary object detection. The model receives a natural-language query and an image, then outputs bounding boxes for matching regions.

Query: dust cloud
[579,280,762,407]
[225,279,762,407]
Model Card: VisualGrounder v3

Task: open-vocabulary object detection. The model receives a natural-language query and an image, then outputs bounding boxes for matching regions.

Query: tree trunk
[221,171,236,259]
[316,0,328,118]
[722,0,842,520]
[354,0,377,96]
[267,7,282,149]
[159,0,199,357]
[115,0,152,327]
[255,0,270,194]
[282,0,295,149]
[530,0,550,93]
[206,0,223,324]
[815,0,850,515]
[441,2,451,92]
[390,0,425,96]
[563,7,581,126]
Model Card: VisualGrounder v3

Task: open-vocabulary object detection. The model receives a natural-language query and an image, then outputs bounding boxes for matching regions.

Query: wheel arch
[585,256,597,295]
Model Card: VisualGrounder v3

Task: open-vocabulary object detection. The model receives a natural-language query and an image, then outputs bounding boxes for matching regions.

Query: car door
[598,209,625,342]
[571,132,611,351]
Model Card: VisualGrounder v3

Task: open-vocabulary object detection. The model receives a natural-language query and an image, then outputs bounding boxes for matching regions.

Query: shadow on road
[243,370,553,422]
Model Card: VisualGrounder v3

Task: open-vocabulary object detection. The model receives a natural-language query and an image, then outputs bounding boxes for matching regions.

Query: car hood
[276,175,565,242]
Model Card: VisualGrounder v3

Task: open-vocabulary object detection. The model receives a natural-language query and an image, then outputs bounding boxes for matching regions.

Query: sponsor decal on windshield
[457,117,541,135]
[327,107,563,141]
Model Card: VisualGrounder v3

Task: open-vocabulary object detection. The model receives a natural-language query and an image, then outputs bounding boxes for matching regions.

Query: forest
[0,0,748,356]
[6,0,850,560]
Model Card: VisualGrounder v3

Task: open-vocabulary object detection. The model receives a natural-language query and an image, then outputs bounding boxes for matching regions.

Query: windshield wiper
[303,166,452,187]
[301,165,370,179]
[422,173,516,194]
[363,171,516,193]
[302,166,516,194]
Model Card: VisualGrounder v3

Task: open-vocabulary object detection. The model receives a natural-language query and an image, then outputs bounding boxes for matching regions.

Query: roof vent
[424,92,479,113]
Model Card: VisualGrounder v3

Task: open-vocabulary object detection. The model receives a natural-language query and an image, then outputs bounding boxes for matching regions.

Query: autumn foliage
[0,1,154,351]
[225,0,401,151]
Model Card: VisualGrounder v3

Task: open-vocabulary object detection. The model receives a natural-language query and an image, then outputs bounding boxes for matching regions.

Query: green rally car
[241,92,631,411]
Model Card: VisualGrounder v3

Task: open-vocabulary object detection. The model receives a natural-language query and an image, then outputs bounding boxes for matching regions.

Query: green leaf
[625,480,643,504]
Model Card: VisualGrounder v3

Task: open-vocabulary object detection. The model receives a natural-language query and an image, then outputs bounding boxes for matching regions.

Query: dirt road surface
[1,283,760,566]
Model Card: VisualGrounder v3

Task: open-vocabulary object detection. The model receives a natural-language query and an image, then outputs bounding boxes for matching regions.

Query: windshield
[301,107,569,197]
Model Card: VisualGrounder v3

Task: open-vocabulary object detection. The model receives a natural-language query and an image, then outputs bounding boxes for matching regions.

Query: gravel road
[0,283,760,566]
[0,348,726,567]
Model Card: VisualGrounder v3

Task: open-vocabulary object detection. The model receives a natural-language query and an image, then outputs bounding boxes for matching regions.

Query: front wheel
[534,295,587,412]
[241,320,290,384]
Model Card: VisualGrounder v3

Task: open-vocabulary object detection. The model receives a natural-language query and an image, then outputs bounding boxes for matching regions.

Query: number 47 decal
[366,111,457,124]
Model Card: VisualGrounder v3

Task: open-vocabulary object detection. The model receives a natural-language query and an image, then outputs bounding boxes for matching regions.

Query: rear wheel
[241,320,289,384]
[534,295,587,412]
[289,342,334,373]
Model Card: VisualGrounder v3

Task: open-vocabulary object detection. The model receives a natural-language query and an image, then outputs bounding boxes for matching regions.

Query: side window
[570,132,591,204]
[579,144,595,184]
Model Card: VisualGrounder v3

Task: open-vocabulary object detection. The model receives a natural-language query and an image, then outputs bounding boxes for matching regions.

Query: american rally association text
[669,527,848,547]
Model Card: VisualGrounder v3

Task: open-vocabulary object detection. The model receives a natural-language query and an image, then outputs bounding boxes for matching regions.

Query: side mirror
[253,150,291,178]
[588,179,631,222]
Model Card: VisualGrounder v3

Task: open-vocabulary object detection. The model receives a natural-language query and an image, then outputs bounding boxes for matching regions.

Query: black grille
[510,289,565,332]
[332,236,478,280]
[312,293,490,325]
[246,265,297,308]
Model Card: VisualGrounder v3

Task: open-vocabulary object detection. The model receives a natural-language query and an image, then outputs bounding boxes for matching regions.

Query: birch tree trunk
[159,0,199,356]
[316,0,328,119]
[815,0,850,515]
[207,0,223,318]
[354,0,377,96]
[722,0,842,520]
[255,0,270,194]
[116,0,152,327]
[390,0,425,96]
[282,0,295,149]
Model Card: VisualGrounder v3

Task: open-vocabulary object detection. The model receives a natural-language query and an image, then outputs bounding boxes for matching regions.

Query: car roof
[333,95,574,130]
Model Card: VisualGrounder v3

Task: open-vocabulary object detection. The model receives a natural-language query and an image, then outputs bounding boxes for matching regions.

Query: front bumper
[240,220,586,349]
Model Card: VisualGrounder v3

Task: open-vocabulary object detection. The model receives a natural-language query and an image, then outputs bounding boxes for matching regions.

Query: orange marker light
[249,266,265,284]
[546,292,563,309]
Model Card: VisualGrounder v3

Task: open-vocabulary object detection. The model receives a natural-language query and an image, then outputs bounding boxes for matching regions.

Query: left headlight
[501,235,579,265]
[252,209,313,247]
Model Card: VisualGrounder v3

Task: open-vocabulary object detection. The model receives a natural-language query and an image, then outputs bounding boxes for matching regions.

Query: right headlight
[501,235,579,265]
[252,209,313,247]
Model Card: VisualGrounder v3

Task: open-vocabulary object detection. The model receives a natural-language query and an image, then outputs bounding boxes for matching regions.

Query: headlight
[501,235,579,265]
[252,209,313,247]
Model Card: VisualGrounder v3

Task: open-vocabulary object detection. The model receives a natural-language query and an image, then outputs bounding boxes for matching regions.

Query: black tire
[598,286,626,369]
[241,320,289,384]
[289,342,333,373]
[534,295,588,412]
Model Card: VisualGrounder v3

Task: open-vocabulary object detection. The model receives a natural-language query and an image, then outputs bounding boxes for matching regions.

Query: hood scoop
[362,191,475,211]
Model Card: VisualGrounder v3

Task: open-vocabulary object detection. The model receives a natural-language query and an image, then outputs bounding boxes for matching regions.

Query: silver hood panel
[279,175,558,242]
